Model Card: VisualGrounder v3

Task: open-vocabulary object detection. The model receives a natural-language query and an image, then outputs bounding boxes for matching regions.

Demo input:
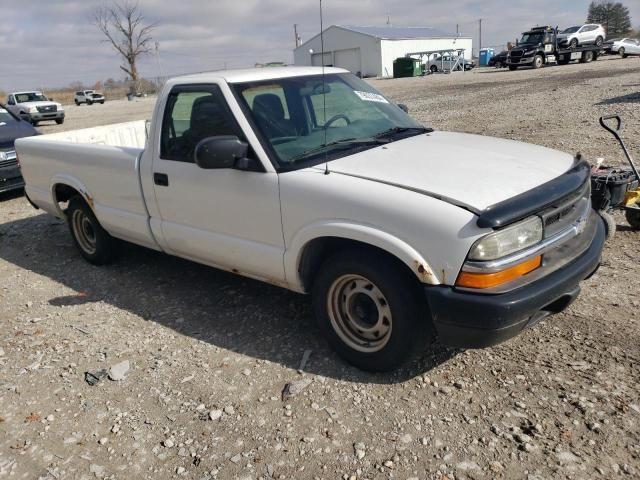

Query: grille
[540,181,590,238]
[510,49,524,60]
[37,105,57,113]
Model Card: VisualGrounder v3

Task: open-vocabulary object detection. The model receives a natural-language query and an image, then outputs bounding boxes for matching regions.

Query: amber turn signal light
[456,256,542,289]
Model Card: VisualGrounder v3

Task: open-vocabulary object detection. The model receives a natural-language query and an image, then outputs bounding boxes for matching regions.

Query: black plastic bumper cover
[426,215,605,349]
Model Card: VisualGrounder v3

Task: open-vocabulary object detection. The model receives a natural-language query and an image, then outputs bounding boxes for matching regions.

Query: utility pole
[154,42,164,86]
[294,24,301,48]
[479,19,483,56]
[456,24,459,36]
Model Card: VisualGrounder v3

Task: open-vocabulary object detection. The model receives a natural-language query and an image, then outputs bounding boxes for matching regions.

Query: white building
[294,25,473,78]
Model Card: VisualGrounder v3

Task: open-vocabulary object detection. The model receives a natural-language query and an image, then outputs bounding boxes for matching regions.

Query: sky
[1,0,638,91]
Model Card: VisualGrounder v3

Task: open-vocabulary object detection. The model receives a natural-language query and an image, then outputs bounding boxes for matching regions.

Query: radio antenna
[320,0,330,175]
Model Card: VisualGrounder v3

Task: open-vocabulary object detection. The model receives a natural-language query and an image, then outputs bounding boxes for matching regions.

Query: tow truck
[507,26,603,70]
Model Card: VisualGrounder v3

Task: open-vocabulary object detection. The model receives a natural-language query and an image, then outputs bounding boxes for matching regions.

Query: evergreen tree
[587,2,632,37]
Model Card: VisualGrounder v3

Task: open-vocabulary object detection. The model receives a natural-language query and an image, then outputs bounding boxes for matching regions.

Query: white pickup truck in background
[6,91,65,126]
[15,67,605,371]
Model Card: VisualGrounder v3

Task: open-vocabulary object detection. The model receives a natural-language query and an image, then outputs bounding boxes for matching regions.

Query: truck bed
[15,120,157,249]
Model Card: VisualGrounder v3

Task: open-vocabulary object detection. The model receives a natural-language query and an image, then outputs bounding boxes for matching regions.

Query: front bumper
[24,111,65,122]
[425,211,605,348]
[508,56,534,65]
[0,166,25,193]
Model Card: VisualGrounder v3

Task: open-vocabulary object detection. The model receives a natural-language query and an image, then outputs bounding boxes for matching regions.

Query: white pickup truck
[16,67,605,371]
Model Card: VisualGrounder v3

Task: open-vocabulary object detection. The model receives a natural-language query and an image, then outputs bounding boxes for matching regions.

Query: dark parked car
[488,50,509,68]
[0,104,39,195]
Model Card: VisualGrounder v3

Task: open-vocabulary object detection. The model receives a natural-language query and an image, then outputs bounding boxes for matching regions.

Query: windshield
[519,32,544,44]
[0,107,18,124]
[15,92,48,103]
[232,73,428,170]
[562,26,580,33]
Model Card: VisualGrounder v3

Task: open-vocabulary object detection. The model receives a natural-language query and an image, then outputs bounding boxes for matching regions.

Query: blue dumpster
[479,48,495,66]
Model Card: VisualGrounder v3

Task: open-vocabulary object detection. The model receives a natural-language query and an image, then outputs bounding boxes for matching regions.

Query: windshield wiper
[289,137,390,162]
[374,126,433,139]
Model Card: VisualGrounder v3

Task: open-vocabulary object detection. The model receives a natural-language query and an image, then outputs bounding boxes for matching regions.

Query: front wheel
[533,55,544,69]
[509,65,518,71]
[430,65,438,73]
[67,196,117,265]
[570,38,579,48]
[619,47,627,58]
[55,118,64,125]
[595,36,603,47]
[312,249,431,372]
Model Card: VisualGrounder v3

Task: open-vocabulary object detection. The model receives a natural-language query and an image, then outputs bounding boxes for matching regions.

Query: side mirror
[194,136,249,170]
[398,104,409,114]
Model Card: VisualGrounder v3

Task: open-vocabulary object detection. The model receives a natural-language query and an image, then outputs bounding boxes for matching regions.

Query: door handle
[154,173,169,187]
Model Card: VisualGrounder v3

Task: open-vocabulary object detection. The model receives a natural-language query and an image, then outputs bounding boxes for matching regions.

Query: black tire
[430,65,438,73]
[581,51,594,63]
[55,118,64,125]
[532,55,544,69]
[619,48,627,58]
[595,36,603,47]
[495,61,503,68]
[87,100,93,105]
[599,210,616,240]
[626,207,640,230]
[509,65,518,71]
[570,38,578,49]
[312,248,431,372]
[66,196,117,265]
[31,120,39,126]
[75,100,80,106]
[100,100,105,104]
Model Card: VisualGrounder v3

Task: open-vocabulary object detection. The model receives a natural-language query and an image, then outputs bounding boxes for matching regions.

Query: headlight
[524,50,536,55]
[28,106,38,113]
[468,216,543,261]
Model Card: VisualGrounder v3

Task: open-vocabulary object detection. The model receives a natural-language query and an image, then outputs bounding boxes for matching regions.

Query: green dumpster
[393,57,422,78]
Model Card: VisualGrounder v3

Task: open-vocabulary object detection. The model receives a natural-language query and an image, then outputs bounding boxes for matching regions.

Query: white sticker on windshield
[354,91,389,104]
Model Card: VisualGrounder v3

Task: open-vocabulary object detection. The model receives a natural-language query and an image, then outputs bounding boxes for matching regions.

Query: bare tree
[93,1,157,91]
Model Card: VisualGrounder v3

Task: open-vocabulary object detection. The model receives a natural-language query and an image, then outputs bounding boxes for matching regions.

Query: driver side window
[160,85,241,163]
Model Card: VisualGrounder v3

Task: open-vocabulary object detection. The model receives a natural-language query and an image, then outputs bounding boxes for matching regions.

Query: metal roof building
[293,25,473,77]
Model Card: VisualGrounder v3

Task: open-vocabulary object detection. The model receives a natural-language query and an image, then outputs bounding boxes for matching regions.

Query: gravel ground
[1,56,640,480]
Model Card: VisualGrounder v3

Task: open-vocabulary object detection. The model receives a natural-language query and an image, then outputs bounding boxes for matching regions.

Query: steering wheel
[324,114,351,128]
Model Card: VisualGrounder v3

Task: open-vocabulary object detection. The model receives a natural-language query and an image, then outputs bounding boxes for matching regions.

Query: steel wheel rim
[72,209,97,255]
[327,274,392,353]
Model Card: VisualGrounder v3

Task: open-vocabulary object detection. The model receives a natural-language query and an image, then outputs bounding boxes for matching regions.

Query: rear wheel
[619,47,627,58]
[100,100,105,104]
[581,50,594,63]
[66,196,117,265]
[495,61,503,68]
[87,100,93,105]
[626,206,640,230]
[595,36,603,47]
[430,65,438,73]
[599,210,616,240]
[312,249,431,372]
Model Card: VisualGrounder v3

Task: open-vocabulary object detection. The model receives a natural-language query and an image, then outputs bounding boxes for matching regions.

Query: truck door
[150,83,286,284]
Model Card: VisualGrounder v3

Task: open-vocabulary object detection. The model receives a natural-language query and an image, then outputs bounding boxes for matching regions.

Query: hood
[320,131,576,212]
[0,116,38,147]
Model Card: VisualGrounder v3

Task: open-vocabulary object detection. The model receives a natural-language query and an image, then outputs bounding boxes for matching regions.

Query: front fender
[284,220,441,292]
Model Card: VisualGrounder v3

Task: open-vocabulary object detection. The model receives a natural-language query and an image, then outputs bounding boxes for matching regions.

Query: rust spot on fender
[414,261,437,284]
[84,192,94,209]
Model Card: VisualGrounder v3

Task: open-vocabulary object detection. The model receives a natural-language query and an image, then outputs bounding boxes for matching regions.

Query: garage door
[334,48,361,75]
[311,52,333,67]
